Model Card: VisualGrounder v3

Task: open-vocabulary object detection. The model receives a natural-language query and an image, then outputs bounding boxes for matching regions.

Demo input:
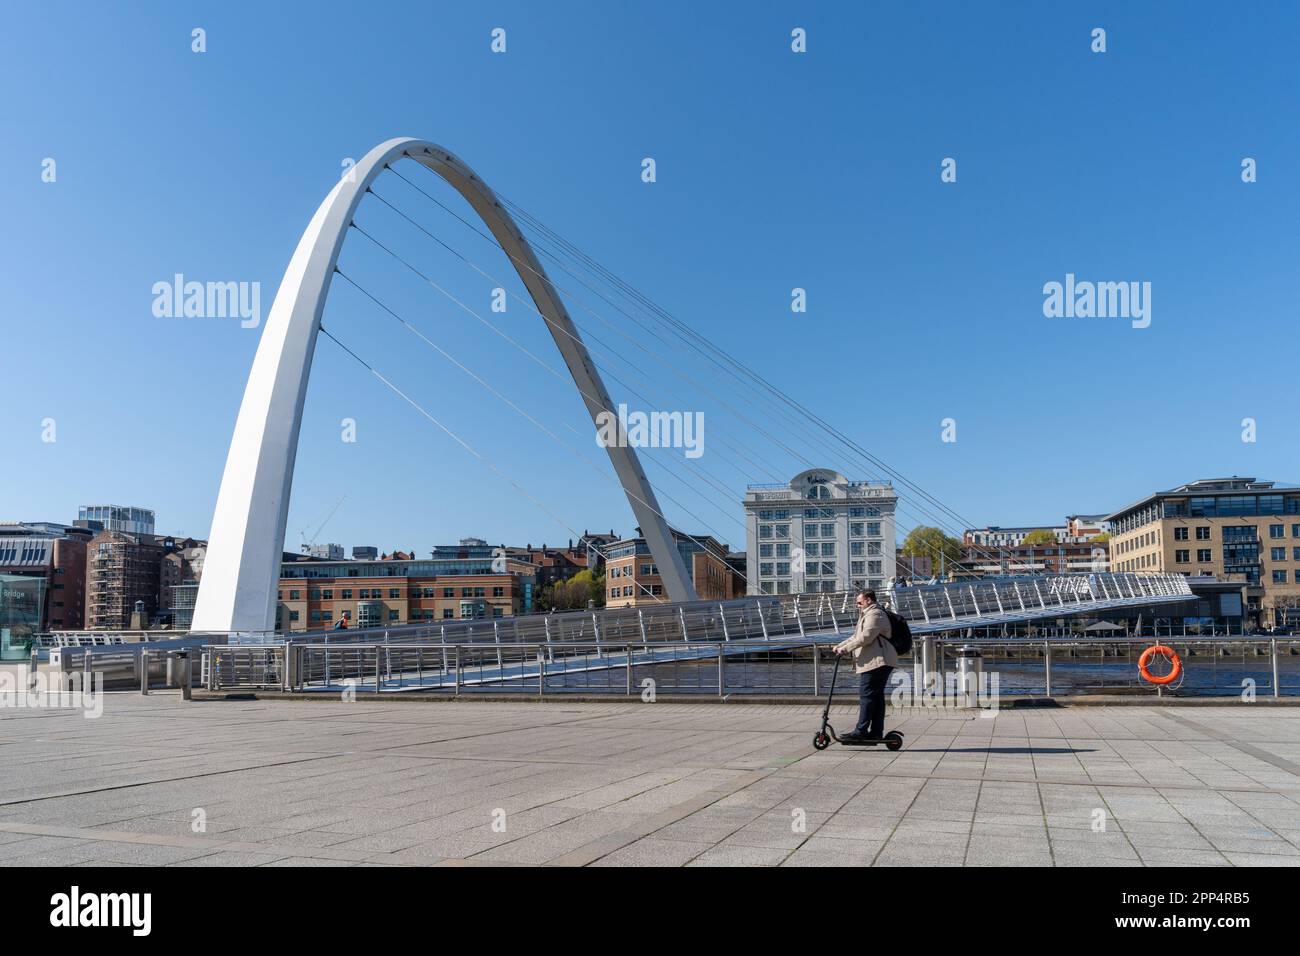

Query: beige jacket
[833,604,898,674]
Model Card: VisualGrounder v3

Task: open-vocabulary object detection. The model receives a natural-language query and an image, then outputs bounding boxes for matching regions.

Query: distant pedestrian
[833,588,898,743]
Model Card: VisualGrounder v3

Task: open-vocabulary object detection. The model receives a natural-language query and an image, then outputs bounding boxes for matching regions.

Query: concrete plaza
[1,693,1298,866]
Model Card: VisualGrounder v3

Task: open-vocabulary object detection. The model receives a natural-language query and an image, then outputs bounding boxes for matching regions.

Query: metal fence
[202,634,1300,699]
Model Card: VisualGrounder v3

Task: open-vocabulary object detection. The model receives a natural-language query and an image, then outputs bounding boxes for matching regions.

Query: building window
[759,544,773,558]
[804,523,818,538]
[443,609,454,618]
[759,525,773,539]
[388,609,399,621]
[1196,527,1211,540]
[1270,524,1285,538]
[776,562,790,576]
[760,562,774,576]
[867,522,881,537]
[389,588,400,598]
[342,589,352,599]
[850,522,864,537]
[1272,548,1287,561]
[775,524,789,539]
[1273,570,1287,584]
[1175,550,1189,563]
[1174,527,1188,541]
[493,586,504,597]
[1197,549,1212,563]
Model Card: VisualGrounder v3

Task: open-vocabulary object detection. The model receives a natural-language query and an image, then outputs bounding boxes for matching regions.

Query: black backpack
[883,609,913,656]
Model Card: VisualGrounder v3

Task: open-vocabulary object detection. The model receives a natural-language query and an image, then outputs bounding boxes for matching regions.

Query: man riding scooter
[832,589,898,744]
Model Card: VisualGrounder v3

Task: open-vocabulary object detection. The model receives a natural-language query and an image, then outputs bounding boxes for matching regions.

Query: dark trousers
[853,666,893,738]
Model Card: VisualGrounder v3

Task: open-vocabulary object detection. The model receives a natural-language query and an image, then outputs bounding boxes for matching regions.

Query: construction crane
[299,494,347,554]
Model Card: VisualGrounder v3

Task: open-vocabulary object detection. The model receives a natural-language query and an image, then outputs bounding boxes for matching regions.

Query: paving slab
[1,693,1297,866]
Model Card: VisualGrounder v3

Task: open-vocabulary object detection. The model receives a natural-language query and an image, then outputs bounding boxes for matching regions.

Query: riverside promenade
[0,694,1297,867]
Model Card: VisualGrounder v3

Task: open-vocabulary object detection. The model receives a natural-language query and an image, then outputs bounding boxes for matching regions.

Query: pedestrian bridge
[201,572,1196,693]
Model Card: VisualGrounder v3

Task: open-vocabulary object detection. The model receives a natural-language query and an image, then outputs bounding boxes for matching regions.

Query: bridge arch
[191,138,696,633]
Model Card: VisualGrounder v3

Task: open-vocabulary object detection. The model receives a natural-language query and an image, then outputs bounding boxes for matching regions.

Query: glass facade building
[0,574,46,661]
[78,505,155,536]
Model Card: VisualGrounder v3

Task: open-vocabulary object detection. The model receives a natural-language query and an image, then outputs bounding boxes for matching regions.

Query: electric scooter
[812,652,903,751]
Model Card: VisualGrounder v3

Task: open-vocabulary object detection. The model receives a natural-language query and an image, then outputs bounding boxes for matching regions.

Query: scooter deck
[838,737,898,746]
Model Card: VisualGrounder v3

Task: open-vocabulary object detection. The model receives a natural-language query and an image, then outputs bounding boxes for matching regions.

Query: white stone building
[743,469,897,595]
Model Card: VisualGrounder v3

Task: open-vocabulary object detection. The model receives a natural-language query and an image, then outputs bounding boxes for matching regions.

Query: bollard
[29,648,38,690]
[956,645,983,708]
[718,645,725,698]
[283,642,295,692]
[180,651,192,701]
[140,649,150,695]
[1043,642,1052,697]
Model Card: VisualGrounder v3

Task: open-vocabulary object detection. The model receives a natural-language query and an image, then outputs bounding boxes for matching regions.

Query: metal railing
[201,632,1300,699]
[214,572,1193,651]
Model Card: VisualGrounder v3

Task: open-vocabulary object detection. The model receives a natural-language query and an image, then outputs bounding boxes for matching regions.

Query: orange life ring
[1138,645,1182,685]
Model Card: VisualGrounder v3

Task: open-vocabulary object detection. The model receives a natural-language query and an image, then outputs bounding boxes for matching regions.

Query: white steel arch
[191,137,697,633]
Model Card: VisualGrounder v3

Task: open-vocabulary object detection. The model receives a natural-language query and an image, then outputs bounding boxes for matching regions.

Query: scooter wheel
[813,732,830,751]
[885,731,903,751]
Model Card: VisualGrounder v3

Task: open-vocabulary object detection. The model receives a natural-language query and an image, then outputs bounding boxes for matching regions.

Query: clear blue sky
[4,1,1296,554]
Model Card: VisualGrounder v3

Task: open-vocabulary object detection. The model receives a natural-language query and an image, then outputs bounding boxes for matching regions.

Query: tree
[542,569,606,611]
[900,526,963,576]
[1021,530,1058,547]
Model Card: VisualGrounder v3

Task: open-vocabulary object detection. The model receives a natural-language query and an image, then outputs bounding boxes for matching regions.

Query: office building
[743,468,897,595]
[0,521,90,630]
[276,545,538,632]
[1106,477,1300,629]
[605,530,741,608]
